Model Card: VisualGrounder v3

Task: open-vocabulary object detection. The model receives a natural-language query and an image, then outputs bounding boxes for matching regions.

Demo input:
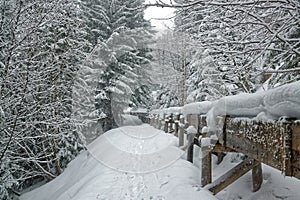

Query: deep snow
[20,124,217,200]
[19,124,300,200]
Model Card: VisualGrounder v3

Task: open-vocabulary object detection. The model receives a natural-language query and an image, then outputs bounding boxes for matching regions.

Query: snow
[150,107,182,117]
[209,153,300,200]
[182,101,214,116]
[207,81,300,131]
[20,124,217,200]
[186,125,197,134]
[121,114,143,126]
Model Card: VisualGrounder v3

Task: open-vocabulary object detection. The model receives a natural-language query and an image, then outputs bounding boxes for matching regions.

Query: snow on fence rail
[133,80,300,195]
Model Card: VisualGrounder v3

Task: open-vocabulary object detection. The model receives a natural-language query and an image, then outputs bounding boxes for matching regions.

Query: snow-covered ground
[20,124,216,200]
[211,153,300,200]
[20,123,300,200]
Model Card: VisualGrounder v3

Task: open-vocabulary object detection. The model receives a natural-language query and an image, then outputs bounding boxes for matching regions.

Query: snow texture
[182,101,214,116]
[207,81,300,131]
[151,106,182,117]
[186,125,197,134]
[20,124,217,200]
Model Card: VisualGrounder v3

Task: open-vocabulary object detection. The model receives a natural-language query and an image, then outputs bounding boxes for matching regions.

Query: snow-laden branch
[263,67,300,73]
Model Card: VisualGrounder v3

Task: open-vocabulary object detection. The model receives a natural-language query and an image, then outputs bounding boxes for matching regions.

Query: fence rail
[132,111,300,195]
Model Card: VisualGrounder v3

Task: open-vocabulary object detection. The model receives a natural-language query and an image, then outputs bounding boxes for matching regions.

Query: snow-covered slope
[20,124,217,200]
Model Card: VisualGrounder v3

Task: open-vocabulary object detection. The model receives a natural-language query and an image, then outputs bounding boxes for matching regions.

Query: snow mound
[87,125,184,173]
[20,124,217,200]
[182,101,214,116]
[264,81,300,118]
[207,81,300,131]
[121,114,143,126]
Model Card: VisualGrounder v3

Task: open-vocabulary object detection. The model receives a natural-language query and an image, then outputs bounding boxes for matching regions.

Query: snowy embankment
[20,124,217,200]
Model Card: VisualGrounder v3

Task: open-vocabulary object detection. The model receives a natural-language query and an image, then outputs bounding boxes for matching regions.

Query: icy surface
[20,124,217,200]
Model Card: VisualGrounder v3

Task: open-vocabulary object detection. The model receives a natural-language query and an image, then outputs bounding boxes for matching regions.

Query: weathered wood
[201,151,212,187]
[155,115,161,129]
[163,115,168,133]
[168,114,174,133]
[154,115,158,128]
[212,143,235,153]
[216,153,226,165]
[174,114,180,137]
[178,115,186,146]
[206,158,259,195]
[292,123,300,151]
[199,115,207,135]
[252,162,263,192]
[187,132,195,163]
[291,122,300,179]
[216,116,226,145]
[187,114,199,133]
[223,118,293,175]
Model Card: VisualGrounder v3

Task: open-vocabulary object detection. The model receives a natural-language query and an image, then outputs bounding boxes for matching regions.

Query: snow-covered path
[20,124,216,200]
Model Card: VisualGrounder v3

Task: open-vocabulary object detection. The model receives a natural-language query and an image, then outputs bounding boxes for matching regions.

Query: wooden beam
[178,116,185,146]
[201,151,212,187]
[223,118,294,174]
[206,158,259,195]
[252,163,263,192]
[164,119,168,133]
[174,114,180,137]
[187,133,195,163]
[212,143,236,153]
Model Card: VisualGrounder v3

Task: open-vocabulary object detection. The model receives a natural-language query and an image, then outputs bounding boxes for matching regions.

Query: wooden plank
[212,143,236,153]
[292,123,300,179]
[223,118,293,173]
[168,114,174,133]
[164,120,168,133]
[216,116,226,145]
[178,116,185,146]
[187,133,195,163]
[174,114,180,137]
[292,148,300,179]
[199,115,207,134]
[252,163,263,192]
[206,158,259,195]
[187,114,199,133]
[201,151,212,187]
[292,123,300,151]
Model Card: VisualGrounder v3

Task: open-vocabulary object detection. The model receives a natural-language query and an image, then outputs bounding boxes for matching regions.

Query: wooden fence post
[160,113,166,130]
[155,114,159,129]
[174,114,180,137]
[164,114,169,133]
[187,130,196,163]
[168,114,174,133]
[252,162,263,192]
[201,150,212,187]
[178,115,186,147]
[201,128,212,187]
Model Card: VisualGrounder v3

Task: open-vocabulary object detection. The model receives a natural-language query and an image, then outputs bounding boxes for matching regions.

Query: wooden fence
[135,112,300,195]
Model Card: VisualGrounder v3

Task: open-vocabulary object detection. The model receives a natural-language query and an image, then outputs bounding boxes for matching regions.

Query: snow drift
[20,124,217,200]
[207,81,300,131]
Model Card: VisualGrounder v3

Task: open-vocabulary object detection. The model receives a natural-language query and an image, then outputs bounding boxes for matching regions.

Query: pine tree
[88,0,154,133]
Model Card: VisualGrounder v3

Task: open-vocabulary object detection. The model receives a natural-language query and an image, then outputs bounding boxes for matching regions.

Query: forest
[0,0,299,199]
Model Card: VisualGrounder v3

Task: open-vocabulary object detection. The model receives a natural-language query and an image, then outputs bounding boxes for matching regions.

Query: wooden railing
[133,111,300,195]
